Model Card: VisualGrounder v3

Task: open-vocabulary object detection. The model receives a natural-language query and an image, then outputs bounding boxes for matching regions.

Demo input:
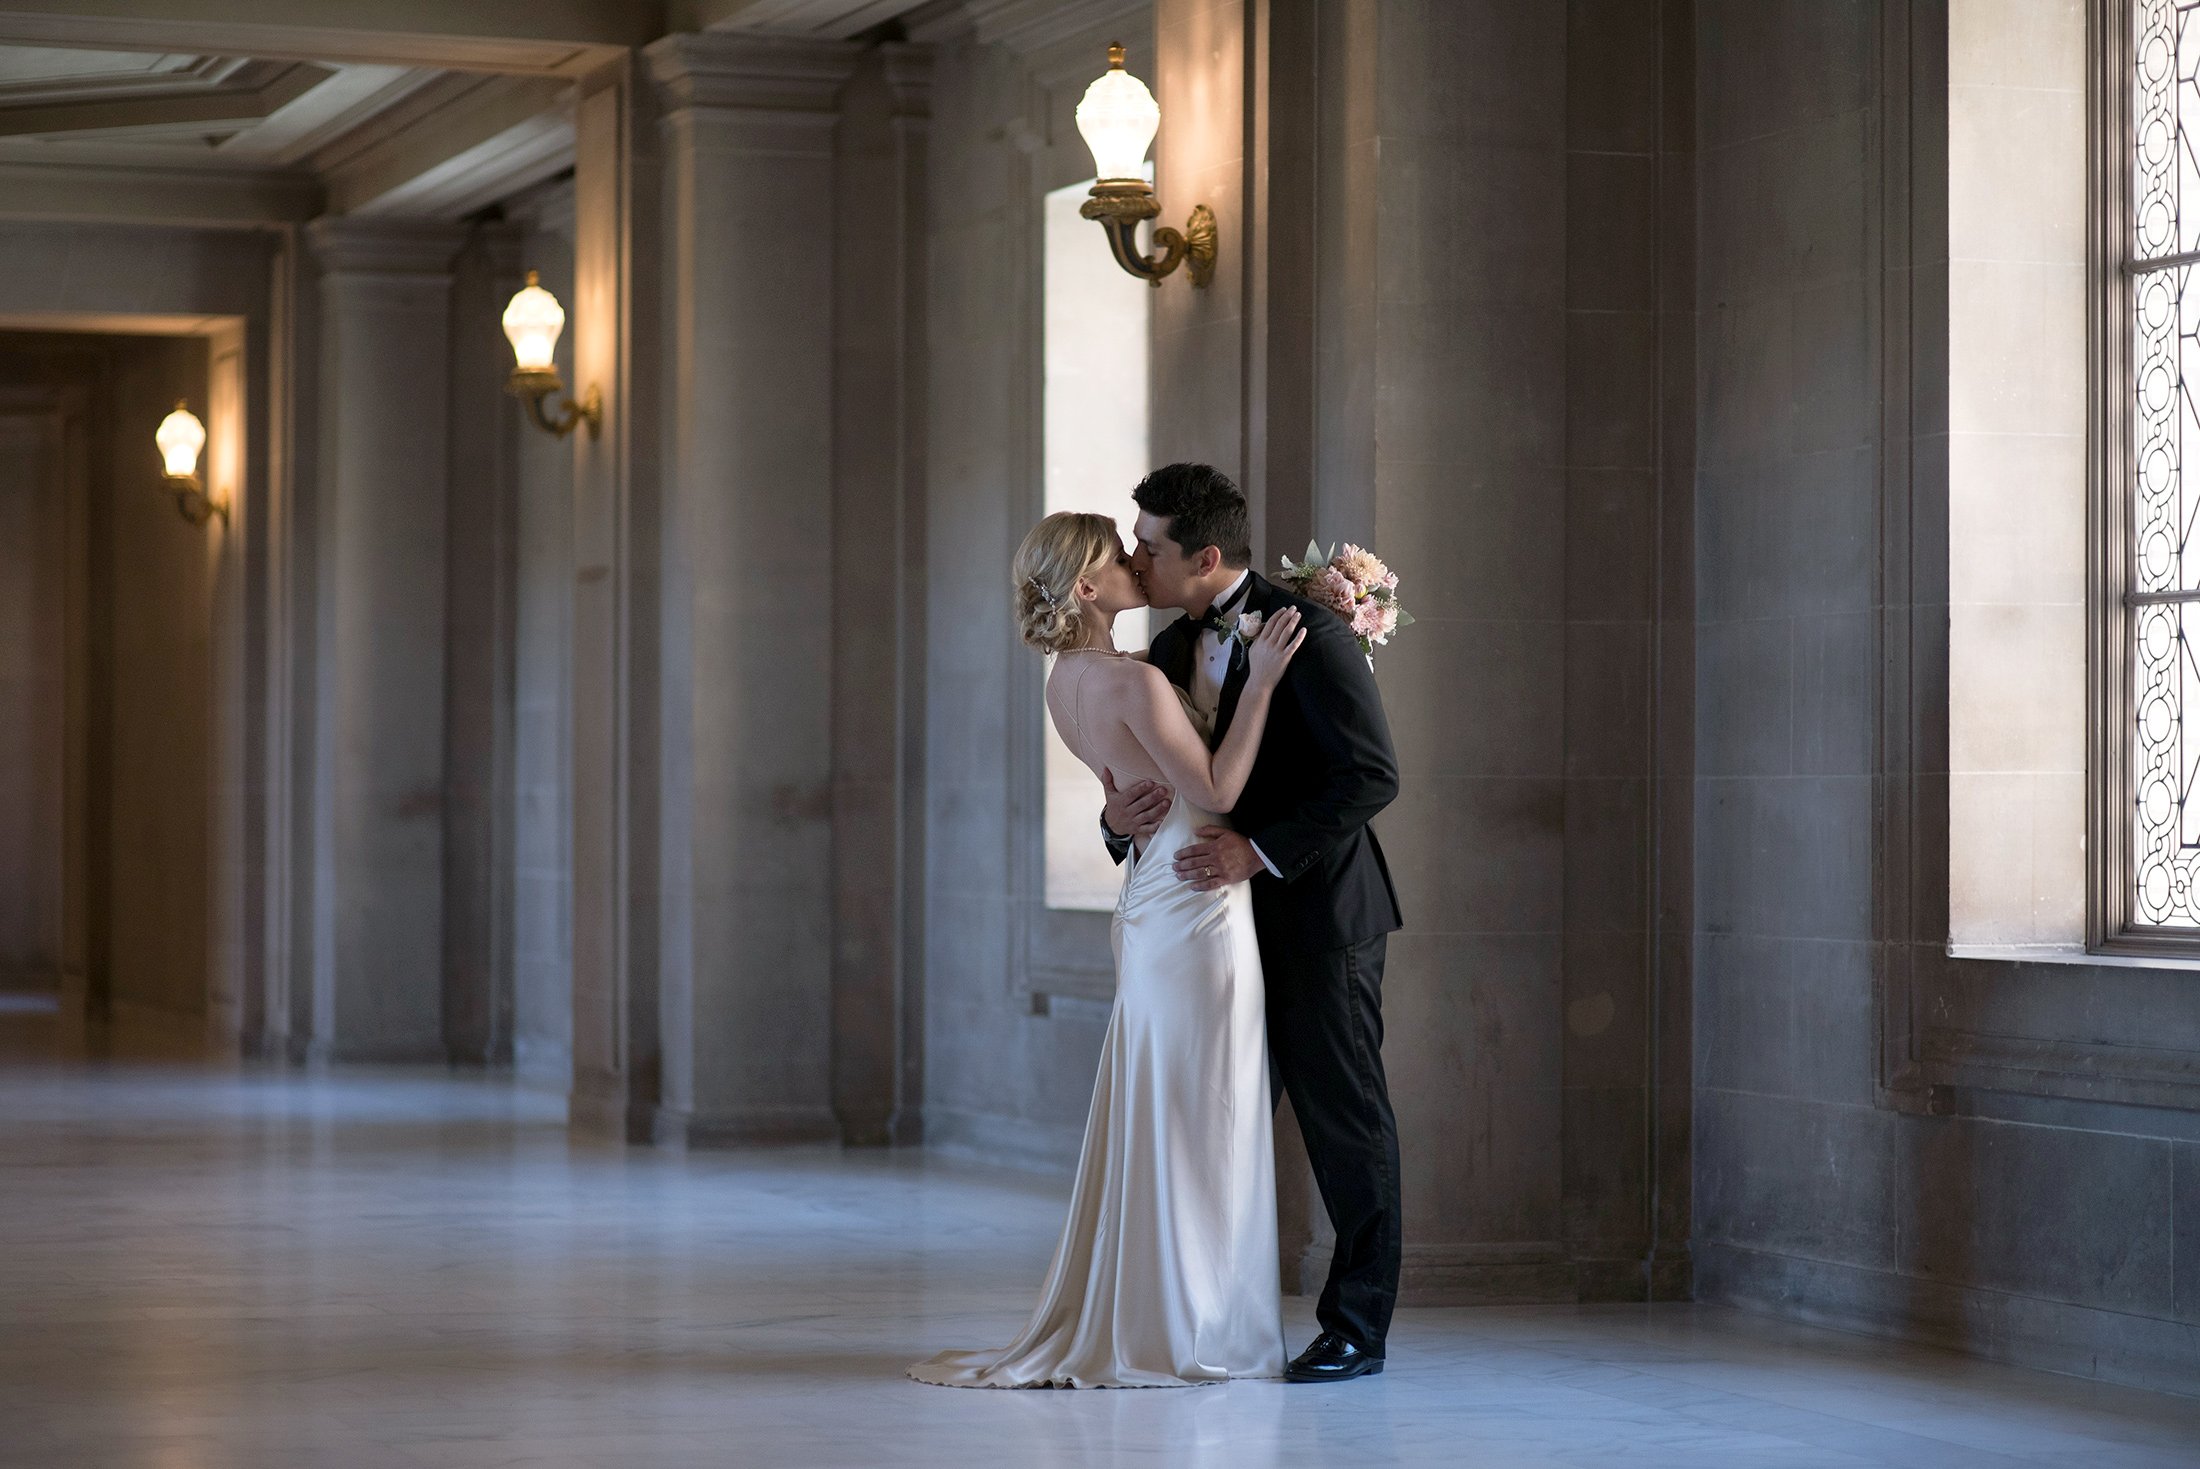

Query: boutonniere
[1227,609,1264,648]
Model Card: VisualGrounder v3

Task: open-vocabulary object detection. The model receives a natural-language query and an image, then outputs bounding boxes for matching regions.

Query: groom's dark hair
[1132,463,1252,569]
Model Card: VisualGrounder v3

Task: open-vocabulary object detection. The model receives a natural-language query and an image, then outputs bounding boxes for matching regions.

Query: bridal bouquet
[1277,541,1414,665]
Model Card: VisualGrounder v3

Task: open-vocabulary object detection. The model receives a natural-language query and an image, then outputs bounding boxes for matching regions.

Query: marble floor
[4,1010,2199,1467]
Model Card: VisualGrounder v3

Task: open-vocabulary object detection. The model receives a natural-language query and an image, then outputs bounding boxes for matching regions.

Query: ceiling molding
[0,51,235,104]
[306,214,467,275]
[0,156,318,224]
[0,11,627,77]
[246,65,439,165]
[0,309,243,335]
[680,0,933,38]
[905,0,1141,54]
[320,73,571,217]
[347,109,573,221]
[643,31,862,114]
[0,58,333,140]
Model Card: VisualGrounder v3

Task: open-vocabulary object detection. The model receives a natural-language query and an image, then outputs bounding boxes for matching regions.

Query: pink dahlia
[1305,565,1359,619]
[1337,544,1396,592]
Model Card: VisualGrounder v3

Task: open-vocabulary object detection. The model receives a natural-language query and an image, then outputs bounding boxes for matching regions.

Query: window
[2126,0,2200,926]
[1041,177,1150,911]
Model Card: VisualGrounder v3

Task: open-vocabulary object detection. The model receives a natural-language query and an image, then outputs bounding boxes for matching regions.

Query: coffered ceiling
[0,43,431,163]
[0,1,1093,226]
[0,37,579,225]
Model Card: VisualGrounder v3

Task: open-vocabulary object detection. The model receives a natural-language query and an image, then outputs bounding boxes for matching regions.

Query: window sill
[1947,943,2200,972]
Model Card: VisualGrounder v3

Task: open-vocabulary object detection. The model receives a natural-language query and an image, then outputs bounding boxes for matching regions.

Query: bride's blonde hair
[1014,511,1120,654]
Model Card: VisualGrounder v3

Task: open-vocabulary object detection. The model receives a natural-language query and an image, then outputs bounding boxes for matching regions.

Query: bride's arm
[1117,610,1304,813]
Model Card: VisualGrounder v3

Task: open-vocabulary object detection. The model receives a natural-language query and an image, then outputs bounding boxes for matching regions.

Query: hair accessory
[1027,575,1060,609]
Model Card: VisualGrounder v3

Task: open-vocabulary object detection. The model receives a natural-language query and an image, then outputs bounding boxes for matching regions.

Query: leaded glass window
[2128,0,2200,924]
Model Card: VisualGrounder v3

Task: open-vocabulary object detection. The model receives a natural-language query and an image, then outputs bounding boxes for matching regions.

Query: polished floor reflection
[3,1018,2197,1468]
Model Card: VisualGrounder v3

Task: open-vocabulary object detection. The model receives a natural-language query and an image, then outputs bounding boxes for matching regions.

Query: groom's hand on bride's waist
[1174,828,1263,892]
[1102,770,1173,842]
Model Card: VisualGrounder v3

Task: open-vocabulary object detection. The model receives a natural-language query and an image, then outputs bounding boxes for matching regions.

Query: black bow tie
[1192,582,1251,638]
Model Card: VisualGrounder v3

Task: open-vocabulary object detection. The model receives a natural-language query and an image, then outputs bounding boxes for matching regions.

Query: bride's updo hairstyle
[1014,511,1120,654]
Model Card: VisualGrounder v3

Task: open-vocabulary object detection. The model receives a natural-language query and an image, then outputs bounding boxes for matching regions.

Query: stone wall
[1689,0,2200,1394]
[506,182,579,1090]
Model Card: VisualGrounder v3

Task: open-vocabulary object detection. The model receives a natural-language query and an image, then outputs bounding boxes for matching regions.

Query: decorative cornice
[0,158,319,226]
[0,12,628,79]
[305,216,466,276]
[0,57,333,139]
[876,43,933,117]
[643,32,863,115]
[905,0,1141,54]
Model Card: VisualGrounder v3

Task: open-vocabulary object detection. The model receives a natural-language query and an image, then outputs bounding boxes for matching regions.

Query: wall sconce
[1075,43,1215,289]
[502,270,601,439]
[155,400,224,525]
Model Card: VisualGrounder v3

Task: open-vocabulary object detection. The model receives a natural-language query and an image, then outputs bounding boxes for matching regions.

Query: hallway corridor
[0,1029,2195,1469]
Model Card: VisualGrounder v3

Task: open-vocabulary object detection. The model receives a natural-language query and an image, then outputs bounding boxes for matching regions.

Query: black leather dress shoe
[1285,1332,1385,1383]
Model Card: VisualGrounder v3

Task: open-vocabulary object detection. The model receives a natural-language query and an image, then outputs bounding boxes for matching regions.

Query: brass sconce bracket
[507,367,603,440]
[1080,181,1217,288]
[164,475,228,526]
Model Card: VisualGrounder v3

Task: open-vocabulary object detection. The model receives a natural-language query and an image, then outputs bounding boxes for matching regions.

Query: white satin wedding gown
[908,696,1286,1389]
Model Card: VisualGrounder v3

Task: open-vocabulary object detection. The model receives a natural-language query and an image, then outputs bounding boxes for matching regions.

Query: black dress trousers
[1261,929,1402,1356]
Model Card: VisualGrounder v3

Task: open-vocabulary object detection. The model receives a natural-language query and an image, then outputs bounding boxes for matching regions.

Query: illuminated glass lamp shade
[156,401,224,525]
[157,401,205,480]
[1075,46,1160,182]
[501,270,565,373]
[1072,44,1215,288]
[501,270,600,439]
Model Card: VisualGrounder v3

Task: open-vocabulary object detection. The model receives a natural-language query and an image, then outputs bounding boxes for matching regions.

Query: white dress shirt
[1188,571,1282,879]
[1186,571,1250,728]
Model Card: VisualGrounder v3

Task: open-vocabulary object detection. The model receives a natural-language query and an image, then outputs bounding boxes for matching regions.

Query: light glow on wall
[1043,177,1152,913]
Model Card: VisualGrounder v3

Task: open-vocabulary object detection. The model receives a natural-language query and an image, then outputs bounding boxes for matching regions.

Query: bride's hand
[1246,607,1306,688]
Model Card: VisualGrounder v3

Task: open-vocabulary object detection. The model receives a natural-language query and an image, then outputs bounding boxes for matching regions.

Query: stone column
[643,33,858,1145]
[304,217,463,1062]
[830,44,930,1146]
[442,225,522,1066]
[566,59,656,1138]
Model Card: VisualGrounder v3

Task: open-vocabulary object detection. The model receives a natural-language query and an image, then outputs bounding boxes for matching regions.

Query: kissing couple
[910,462,1404,1389]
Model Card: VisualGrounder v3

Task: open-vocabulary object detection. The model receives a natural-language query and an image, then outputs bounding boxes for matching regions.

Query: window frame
[2085,0,2200,951]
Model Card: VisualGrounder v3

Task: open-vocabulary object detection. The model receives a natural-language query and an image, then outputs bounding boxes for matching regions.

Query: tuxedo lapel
[1155,614,1196,692]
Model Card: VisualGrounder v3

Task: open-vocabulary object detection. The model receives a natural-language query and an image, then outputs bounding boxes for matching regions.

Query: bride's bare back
[1044,608,1306,820]
[1047,653,1193,793]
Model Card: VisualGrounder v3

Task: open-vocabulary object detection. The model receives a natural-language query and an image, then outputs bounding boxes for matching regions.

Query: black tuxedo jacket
[1113,570,1403,951]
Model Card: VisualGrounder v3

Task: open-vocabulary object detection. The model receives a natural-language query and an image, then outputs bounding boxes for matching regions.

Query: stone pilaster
[830,44,932,1146]
[642,32,860,1145]
[304,217,464,1061]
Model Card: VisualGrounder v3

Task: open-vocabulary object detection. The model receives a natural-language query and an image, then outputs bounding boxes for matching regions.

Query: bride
[908,510,1305,1390]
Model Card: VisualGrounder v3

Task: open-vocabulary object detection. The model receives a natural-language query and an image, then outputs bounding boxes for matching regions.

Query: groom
[1101,462,1404,1383]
